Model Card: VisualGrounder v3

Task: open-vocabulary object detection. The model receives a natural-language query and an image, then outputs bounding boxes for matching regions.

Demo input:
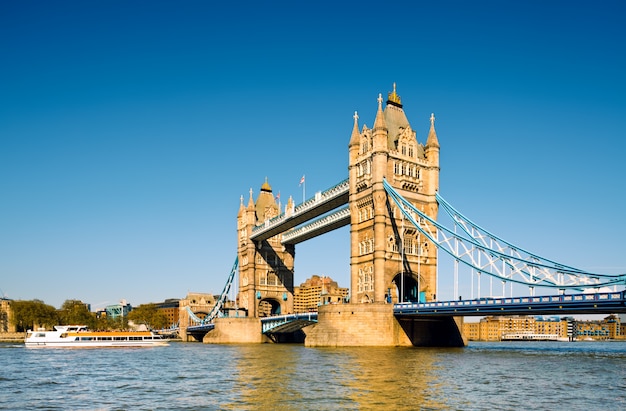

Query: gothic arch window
[359,236,374,255]
[358,269,364,292]
[268,271,278,286]
[361,138,370,154]
[404,236,414,255]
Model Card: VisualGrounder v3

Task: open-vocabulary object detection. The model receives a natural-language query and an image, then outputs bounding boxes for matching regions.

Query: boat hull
[25,325,170,348]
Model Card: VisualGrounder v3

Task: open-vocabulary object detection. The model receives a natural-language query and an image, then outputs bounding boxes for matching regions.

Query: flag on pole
[299,175,305,186]
[275,192,280,201]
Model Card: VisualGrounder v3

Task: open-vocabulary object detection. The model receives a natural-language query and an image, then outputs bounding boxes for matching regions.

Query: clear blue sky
[1,1,625,310]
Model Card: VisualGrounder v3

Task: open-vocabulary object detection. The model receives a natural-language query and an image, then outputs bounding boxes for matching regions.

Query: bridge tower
[236,180,295,318]
[348,84,440,305]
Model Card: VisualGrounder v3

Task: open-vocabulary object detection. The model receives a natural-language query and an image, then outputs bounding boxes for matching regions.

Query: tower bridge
[190,85,626,347]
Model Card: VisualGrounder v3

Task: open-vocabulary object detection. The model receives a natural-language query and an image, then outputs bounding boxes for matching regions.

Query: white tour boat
[25,325,170,348]
[501,332,561,341]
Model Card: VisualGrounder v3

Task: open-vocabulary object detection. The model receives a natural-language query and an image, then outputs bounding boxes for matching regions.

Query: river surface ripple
[1,341,624,410]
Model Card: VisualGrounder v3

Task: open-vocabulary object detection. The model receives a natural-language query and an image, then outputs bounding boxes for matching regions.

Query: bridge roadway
[259,291,626,335]
[261,313,318,334]
[250,179,349,243]
[394,290,626,317]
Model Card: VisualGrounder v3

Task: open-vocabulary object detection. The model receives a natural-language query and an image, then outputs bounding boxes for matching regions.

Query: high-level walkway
[251,179,349,244]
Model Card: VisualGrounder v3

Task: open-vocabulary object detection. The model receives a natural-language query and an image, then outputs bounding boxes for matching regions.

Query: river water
[1,341,624,410]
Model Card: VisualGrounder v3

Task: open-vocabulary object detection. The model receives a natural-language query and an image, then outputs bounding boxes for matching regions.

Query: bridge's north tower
[236,181,295,318]
[348,84,440,305]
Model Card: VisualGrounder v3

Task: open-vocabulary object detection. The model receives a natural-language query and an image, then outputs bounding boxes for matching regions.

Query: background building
[104,299,132,319]
[154,298,180,328]
[463,315,622,341]
[293,275,348,313]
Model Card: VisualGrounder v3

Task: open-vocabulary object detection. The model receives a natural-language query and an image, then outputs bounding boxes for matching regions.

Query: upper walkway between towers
[250,178,349,244]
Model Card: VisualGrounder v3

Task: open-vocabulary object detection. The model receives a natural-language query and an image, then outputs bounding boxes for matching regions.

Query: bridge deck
[261,313,318,334]
[394,291,626,317]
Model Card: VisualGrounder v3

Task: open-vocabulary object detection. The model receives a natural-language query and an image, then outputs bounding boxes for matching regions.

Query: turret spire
[426,113,439,148]
[373,93,386,131]
[387,82,402,107]
[247,188,255,209]
[349,110,360,147]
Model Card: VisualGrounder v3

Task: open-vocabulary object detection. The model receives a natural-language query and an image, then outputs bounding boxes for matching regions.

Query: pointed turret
[255,178,278,222]
[348,111,360,148]
[425,113,440,195]
[247,188,255,210]
[426,113,439,148]
[373,93,386,131]
[237,194,245,217]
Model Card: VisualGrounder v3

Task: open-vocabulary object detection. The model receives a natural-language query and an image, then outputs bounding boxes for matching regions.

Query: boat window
[35,333,46,338]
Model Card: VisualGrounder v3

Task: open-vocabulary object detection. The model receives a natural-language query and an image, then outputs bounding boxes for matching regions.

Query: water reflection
[224,344,454,410]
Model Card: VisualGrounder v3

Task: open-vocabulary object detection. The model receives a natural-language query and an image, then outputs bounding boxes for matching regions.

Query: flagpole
[299,175,306,203]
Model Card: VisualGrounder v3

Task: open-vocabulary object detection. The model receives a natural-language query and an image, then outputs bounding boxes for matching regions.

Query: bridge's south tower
[236,180,295,318]
[348,85,440,305]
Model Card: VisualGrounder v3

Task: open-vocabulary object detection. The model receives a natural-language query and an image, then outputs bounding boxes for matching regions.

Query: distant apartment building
[293,275,349,313]
[575,315,620,340]
[464,315,622,341]
[154,298,180,328]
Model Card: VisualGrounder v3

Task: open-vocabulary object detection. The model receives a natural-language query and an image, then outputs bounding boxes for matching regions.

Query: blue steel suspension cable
[435,191,626,282]
[187,257,239,325]
[383,179,626,289]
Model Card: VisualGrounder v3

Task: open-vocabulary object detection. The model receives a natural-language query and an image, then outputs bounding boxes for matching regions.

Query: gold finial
[387,82,402,105]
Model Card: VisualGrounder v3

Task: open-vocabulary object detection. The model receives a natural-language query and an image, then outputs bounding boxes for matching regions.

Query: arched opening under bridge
[258,298,281,317]
[391,272,422,303]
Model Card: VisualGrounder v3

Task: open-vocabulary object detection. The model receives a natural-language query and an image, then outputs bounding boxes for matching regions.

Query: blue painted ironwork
[383,178,626,291]
[394,291,626,316]
[250,179,349,242]
[187,323,215,333]
[281,205,350,245]
[261,313,318,334]
[187,257,238,326]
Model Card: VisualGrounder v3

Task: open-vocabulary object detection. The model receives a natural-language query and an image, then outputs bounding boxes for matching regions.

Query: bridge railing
[394,290,626,316]
[281,206,350,244]
[251,178,349,237]
[260,312,318,333]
